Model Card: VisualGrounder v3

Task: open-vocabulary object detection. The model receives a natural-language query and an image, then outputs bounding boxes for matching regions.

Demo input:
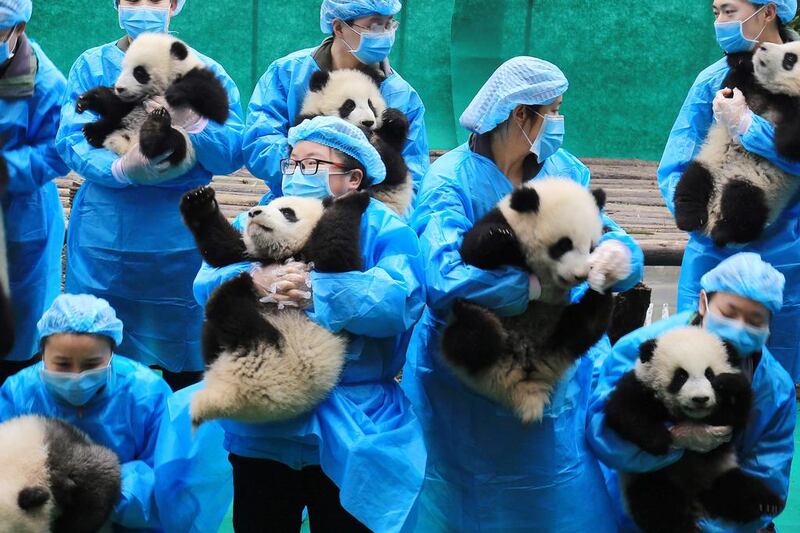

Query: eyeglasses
[350,19,400,34]
[281,158,348,175]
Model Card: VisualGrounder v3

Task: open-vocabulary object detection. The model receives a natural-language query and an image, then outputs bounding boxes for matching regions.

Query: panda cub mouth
[249,222,273,233]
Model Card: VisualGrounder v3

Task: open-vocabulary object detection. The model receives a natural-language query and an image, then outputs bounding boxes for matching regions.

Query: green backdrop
[27,0,722,160]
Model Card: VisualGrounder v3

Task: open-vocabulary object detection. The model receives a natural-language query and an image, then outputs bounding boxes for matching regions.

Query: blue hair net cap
[701,252,786,314]
[459,56,569,134]
[37,294,124,346]
[751,0,797,23]
[113,0,187,16]
[320,0,402,33]
[0,0,32,29]
[288,116,387,184]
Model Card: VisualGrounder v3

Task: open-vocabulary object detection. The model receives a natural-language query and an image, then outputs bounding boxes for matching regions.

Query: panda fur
[296,66,413,215]
[604,327,784,533]
[75,33,229,178]
[441,178,614,423]
[0,156,12,356]
[0,416,121,533]
[180,186,371,427]
[674,41,800,246]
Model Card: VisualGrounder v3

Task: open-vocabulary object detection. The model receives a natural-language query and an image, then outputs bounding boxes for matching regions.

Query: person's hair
[471,104,544,180]
[339,151,369,189]
[40,333,116,353]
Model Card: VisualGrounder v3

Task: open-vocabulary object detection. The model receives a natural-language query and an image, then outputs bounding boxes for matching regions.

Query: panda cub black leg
[303,191,370,272]
[712,180,768,246]
[442,299,507,374]
[139,107,188,166]
[626,472,698,533]
[179,186,248,268]
[165,67,230,124]
[699,468,784,523]
[674,162,714,232]
[774,114,800,162]
[546,289,614,357]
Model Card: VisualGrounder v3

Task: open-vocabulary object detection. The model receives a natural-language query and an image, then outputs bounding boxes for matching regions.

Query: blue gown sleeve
[586,328,684,472]
[306,204,425,336]
[242,62,291,195]
[412,180,529,318]
[399,88,429,198]
[188,60,245,176]
[0,382,18,423]
[740,114,800,176]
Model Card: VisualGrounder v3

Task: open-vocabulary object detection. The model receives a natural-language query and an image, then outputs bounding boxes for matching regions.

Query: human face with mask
[281,140,364,199]
[699,290,771,356]
[331,14,397,68]
[0,22,23,66]
[40,333,114,407]
[516,97,565,165]
[713,0,782,53]
[117,0,178,41]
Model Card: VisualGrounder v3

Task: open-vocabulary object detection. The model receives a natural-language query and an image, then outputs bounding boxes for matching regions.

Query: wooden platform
[55,155,686,266]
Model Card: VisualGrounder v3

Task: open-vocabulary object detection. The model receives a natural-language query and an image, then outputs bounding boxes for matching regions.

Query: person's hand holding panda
[144,96,208,134]
[587,239,632,294]
[251,259,313,310]
[713,88,754,138]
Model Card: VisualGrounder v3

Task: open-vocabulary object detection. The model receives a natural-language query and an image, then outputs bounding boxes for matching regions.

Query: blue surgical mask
[41,361,112,407]
[344,22,395,64]
[519,112,565,164]
[281,167,334,199]
[714,5,767,54]
[0,40,11,63]
[119,6,170,40]
[703,306,770,357]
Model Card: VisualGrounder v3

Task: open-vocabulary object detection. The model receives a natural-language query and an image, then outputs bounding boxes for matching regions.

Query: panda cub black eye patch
[667,368,689,394]
[705,367,715,381]
[783,52,798,71]
[548,237,573,259]
[339,99,356,118]
[368,99,377,117]
[133,66,150,84]
[280,208,298,222]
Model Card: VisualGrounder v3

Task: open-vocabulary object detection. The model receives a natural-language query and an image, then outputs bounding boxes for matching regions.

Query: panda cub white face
[300,69,387,130]
[635,327,736,420]
[115,33,203,102]
[499,178,603,290]
[244,196,325,260]
[753,41,800,97]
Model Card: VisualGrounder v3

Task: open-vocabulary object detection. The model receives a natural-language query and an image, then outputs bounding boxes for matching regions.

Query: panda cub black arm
[165,67,230,125]
[605,371,675,456]
[303,191,370,273]
[76,86,138,148]
[773,106,800,161]
[180,186,248,268]
[460,208,527,271]
[705,371,753,430]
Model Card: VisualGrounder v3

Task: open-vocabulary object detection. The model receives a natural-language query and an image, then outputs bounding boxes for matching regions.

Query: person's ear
[698,290,708,317]
[763,3,777,23]
[348,169,364,190]
[332,19,345,38]
[511,104,528,125]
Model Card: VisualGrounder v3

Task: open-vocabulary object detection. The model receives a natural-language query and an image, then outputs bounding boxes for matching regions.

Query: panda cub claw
[180,186,219,223]
[82,122,109,149]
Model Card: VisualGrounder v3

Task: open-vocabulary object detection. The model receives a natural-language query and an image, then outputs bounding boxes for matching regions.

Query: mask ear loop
[743,5,768,42]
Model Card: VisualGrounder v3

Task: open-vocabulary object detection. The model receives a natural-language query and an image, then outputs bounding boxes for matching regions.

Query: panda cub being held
[674,41,800,246]
[180,186,371,427]
[296,66,412,214]
[0,416,120,533]
[441,178,614,423]
[604,327,783,533]
[76,33,229,177]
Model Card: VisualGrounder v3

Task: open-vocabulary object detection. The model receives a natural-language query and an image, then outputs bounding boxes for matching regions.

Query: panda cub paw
[180,186,219,223]
[81,122,110,149]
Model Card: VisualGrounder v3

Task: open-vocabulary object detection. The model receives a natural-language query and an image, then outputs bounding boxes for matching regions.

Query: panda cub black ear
[721,340,742,367]
[509,186,539,213]
[170,41,189,61]
[592,188,606,211]
[309,71,331,92]
[638,338,658,363]
[18,486,50,510]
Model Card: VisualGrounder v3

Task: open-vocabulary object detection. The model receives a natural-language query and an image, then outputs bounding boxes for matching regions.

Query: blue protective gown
[0,356,173,532]
[243,40,429,204]
[586,311,797,532]
[193,198,427,533]
[153,382,232,533]
[658,56,800,382]
[401,143,645,532]
[1,39,68,361]
[55,40,244,373]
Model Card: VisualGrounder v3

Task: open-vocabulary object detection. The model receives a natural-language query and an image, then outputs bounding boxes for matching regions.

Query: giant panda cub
[76,33,229,178]
[674,41,800,246]
[296,66,413,214]
[604,327,784,533]
[0,155,12,356]
[0,416,120,533]
[441,178,614,423]
[180,185,371,427]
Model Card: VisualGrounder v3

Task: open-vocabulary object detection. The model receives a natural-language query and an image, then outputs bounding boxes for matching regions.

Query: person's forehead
[291,141,338,159]
[353,13,393,22]
[715,291,769,316]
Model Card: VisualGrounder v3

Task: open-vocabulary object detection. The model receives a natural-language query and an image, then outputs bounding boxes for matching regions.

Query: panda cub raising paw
[441,178,614,423]
[604,327,784,533]
[674,41,800,246]
[0,416,120,533]
[296,66,413,215]
[180,186,371,427]
[76,33,229,177]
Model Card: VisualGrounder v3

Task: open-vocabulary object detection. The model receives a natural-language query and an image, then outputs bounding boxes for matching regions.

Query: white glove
[670,423,733,453]
[588,240,632,293]
[251,260,312,310]
[111,143,174,186]
[144,95,208,134]
[528,273,542,300]
[713,88,753,137]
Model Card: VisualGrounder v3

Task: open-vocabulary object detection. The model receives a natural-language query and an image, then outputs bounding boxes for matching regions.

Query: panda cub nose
[116,87,126,94]
[249,209,262,218]
[691,396,710,405]
[361,120,375,128]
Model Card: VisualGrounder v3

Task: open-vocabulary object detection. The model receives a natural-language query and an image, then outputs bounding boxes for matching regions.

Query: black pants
[229,454,371,533]
[0,356,39,387]
[152,367,203,392]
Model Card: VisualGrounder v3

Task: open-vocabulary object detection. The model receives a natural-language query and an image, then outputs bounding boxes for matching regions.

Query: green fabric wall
[27,0,723,160]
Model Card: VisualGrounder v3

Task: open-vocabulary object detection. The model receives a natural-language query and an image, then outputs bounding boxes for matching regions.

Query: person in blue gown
[0,0,68,383]
[55,0,244,390]
[0,293,173,532]
[243,0,429,206]
[658,0,800,382]
[400,56,645,532]
[193,116,426,532]
[587,252,796,532]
